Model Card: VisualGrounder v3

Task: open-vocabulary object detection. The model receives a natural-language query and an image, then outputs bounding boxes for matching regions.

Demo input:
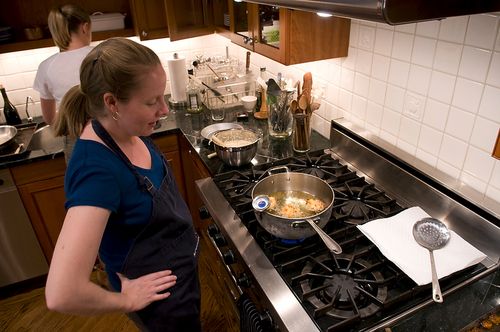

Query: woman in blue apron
[45,38,201,331]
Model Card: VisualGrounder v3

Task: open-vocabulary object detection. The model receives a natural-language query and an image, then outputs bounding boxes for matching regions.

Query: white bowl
[241,95,257,111]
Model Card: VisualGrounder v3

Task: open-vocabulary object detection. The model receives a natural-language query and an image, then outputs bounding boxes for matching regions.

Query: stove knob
[222,250,235,264]
[259,311,273,329]
[237,273,251,288]
[199,206,211,219]
[207,224,219,237]
[213,233,226,247]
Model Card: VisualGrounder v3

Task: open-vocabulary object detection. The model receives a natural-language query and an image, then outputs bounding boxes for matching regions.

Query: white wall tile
[371,54,390,81]
[486,51,500,88]
[465,14,499,49]
[436,160,461,178]
[399,116,420,145]
[469,117,499,152]
[486,185,500,203]
[416,148,438,167]
[368,78,387,105]
[381,107,401,135]
[385,84,405,112]
[407,64,431,95]
[338,88,353,111]
[396,138,417,155]
[451,78,484,113]
[379,129,398,145]
[496,27,500,51]
[428,71,456,104]
[490,161,500,188]
[439,134,468,168]
[416,20,440,38]
[403,92,425,120]
[356,49,373,75]
[366,101,383,127]
[340,67,355,90]
[460,172,487,194]
[418,124,443,155]
[445,107,475,141]
[411,36,437,67]
[388,59,410,87]
[433,41,462,74]
[459,46,492,82]
[423,98,450,130]
[463,145,496,182]
[374,28,393,56]
[351,95,367,120]
[478,85,500,122]
[353,72,370,97]
[439,16,468,43]
[358,25,375,51]
[391,32,414,61]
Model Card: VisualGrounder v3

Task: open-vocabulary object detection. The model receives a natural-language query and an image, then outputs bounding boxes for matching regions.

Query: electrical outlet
[493,129,500,160]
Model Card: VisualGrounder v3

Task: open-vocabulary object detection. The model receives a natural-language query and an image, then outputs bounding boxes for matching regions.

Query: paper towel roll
[166,55,188,103]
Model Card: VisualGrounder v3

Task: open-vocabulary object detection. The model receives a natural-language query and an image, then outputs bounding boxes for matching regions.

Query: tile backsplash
[0,13,499,208]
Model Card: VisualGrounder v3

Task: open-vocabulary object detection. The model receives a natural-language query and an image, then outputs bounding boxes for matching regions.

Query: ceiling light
[317,12,333,17]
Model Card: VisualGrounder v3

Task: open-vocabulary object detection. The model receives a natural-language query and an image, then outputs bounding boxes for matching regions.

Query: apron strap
[91,119,157,195]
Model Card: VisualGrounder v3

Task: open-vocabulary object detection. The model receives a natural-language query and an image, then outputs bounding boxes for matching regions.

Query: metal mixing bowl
[212,128,260,166]
[0,125,17,147]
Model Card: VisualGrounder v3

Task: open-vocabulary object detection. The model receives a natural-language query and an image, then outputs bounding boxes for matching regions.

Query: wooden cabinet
[10,157,67,263]
[129,0,169,41]
[152,133,186,201]
[229,3,351,65]
[0,0,135,54]
[164,0,214,41]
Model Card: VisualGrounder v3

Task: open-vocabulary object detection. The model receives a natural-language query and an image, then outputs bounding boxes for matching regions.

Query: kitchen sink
[28,123,64,154]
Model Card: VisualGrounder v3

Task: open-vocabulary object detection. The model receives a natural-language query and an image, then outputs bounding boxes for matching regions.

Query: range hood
[244,0,500,25]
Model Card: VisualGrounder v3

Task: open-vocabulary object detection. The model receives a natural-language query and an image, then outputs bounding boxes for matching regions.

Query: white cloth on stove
[357,206,487,286]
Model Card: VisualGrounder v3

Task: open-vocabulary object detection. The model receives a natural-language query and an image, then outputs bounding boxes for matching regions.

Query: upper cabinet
[229,3,351,65]
[0,0,135,54]
[130,0,169,41]
[164,0,214,41]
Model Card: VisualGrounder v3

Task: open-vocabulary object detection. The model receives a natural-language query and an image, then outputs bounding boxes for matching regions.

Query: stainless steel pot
[212,128,260,167]
[251,166,342,253]
[0,125,17,147]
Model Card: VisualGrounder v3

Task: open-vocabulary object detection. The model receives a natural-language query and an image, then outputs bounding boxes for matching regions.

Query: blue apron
[92,120,201,332]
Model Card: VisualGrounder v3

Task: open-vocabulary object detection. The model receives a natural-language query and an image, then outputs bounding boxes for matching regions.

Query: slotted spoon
[412,217,451,303]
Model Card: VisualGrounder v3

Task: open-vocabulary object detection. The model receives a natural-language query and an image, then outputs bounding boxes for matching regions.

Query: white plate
[200,123,243,140]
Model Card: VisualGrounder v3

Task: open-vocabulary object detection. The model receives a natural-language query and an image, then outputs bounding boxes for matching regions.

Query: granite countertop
[0,106,330,172]
[152,106,330,176]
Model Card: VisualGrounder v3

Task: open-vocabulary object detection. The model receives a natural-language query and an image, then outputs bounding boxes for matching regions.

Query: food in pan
[267,191,326,218]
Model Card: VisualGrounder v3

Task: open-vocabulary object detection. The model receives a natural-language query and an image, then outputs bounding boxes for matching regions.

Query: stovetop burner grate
[211,149,489,331]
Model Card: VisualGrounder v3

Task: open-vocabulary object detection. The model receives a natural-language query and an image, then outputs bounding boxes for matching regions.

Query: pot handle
[304,218,342,255]
[266,165,289,176]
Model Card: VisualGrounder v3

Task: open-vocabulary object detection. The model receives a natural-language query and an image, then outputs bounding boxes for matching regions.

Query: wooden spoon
[211,134,226,147]
[298,94,308,112]
[289,100,298,114]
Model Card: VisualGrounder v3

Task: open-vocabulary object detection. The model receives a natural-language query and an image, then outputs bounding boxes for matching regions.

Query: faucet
[25,96,34,123]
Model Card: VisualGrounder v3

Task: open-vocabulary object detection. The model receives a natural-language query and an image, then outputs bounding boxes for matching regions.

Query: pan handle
[266,165,289,177]
[304,218,342,254]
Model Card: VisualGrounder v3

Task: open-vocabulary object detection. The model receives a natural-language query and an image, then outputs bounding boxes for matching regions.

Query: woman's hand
[118,270,177,312]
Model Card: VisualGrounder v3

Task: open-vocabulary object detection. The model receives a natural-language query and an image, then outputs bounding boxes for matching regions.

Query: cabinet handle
[141,30,148,37]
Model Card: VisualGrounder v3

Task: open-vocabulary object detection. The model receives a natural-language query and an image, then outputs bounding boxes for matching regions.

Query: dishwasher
[0,168,48,288]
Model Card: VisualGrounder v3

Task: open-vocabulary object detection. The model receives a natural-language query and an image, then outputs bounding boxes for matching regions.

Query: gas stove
[196,121,500,332]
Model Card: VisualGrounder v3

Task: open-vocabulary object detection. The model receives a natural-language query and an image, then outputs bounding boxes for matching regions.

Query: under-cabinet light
[317,12,333,17]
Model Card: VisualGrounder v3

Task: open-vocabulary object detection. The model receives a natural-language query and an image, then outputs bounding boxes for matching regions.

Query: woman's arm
[46,205,176,315]
[40,98,57,125]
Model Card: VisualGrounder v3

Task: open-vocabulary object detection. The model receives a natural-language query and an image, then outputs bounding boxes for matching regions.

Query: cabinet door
[252,5,286,63]
[179,136,210,233]
[165,0,214,41]
[164,150,186,201]
[130,0,169,40]
[229,1,254,49]
[17,176,66,263]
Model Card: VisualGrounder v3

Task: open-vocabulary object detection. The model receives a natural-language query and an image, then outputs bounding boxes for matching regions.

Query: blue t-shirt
[64,137,165,290]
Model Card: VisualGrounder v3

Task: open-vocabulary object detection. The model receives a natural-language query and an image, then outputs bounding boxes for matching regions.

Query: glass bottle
[254,67,268,119]
[186,69,203,114]
[1,84,22,125]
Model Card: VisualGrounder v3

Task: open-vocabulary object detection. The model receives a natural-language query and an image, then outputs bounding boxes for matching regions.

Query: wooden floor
[0,250,239,332]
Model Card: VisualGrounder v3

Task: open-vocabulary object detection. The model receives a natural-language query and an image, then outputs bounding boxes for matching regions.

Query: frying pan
[0,125,17,147]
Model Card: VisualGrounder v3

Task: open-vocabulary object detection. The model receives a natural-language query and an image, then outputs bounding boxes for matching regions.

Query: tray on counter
[0,122,38,162]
